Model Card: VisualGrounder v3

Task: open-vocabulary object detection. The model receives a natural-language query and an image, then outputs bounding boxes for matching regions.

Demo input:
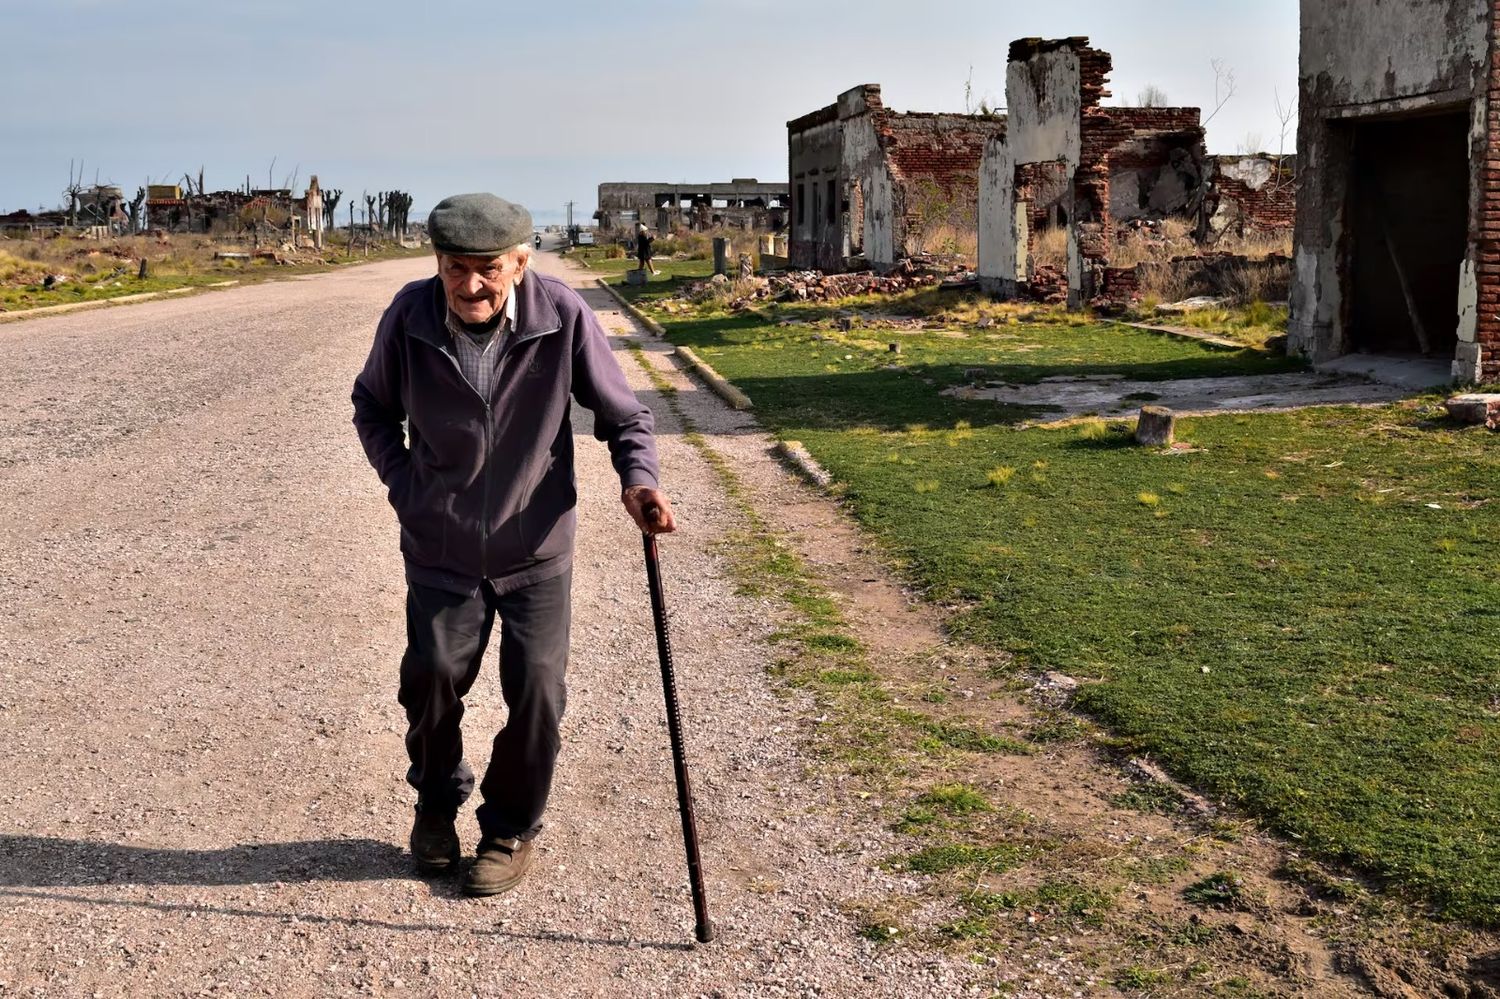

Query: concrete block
[1444,393,1500,429]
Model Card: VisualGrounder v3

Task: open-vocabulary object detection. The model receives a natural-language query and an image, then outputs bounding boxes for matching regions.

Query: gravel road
[0,255,989,997]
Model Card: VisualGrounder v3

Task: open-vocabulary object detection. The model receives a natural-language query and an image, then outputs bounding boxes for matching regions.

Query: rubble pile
[772,269,939,301]
[1025,264,1067,304]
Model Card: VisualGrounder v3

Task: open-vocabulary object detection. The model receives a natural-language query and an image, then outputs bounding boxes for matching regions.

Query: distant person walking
[635,222,659,277]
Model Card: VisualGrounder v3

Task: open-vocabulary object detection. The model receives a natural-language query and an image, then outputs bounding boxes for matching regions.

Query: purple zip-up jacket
[352,271,659,596]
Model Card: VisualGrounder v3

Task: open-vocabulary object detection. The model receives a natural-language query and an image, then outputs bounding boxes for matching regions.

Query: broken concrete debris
[1444,393,1500,430]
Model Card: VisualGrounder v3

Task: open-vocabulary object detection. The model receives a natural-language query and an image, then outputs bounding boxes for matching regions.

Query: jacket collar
[414,270,562,350]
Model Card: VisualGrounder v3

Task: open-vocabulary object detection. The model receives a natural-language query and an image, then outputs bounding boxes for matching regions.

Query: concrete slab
[1315,353,1453,391]
[943,371,1410,420]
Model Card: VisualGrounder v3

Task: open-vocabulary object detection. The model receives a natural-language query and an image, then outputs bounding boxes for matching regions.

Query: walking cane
[641,506,715,944]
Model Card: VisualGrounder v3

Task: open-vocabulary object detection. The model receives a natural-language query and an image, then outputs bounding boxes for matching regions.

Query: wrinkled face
[438,248,530,324]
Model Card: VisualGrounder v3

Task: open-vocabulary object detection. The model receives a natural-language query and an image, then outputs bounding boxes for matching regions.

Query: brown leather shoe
[409,811,460,874]
[462,836,535,897]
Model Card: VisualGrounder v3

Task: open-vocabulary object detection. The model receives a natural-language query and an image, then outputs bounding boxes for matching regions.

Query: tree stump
[1135,405,1175,446]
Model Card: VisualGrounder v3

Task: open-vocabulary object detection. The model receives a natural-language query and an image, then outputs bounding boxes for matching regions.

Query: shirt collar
[445,285,517,341]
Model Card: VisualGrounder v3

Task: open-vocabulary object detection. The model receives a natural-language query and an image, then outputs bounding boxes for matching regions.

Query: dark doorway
[1348,109,1469,356]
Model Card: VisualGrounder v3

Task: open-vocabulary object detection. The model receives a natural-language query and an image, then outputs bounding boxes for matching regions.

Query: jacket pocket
[396,467,450,567]
[517,469,577,561]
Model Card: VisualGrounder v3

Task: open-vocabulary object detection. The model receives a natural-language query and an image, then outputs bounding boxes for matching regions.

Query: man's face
[438,249,529,324]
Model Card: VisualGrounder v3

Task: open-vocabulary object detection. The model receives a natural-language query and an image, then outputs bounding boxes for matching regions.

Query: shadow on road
[0,834,415,887]
[1,888,693,951]
[0,836,695,951]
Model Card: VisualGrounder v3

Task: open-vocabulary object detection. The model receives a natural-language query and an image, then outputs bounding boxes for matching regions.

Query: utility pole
[564,201,574,229]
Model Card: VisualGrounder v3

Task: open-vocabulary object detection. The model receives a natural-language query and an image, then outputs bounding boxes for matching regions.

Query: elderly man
[353,193,674,897]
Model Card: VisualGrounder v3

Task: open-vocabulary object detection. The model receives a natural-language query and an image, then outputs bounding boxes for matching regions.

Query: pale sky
[0,0,1300,226]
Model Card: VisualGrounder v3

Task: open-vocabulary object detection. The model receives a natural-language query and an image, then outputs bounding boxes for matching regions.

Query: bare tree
[962,66,998,117]
[128,187,146,232]
[63,159,85,226]
[384,191,413,240]
[1237,132,1265,155]
[323,189,343,232]
[324,189,343,231]
[1202,59,1237,127]
[1272,88,1298,189]
[1137,84,1169,108]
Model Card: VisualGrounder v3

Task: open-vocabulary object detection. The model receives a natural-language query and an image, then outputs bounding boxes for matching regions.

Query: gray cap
[427,193,533,256]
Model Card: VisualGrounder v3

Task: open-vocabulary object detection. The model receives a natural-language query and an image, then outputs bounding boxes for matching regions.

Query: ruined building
[978,38,1210,306]
[594,181,788,234]
[787,85,1006,272]
[1290,0,1498,382]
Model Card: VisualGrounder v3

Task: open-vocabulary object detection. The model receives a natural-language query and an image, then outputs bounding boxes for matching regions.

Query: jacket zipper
[411,320,563,580]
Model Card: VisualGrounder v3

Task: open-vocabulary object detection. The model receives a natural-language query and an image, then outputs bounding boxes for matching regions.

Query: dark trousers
[397,570,571,841]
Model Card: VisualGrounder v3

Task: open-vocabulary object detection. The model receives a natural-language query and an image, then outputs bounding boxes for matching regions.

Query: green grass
[639,294,1500,925]
[1183,872,1247,909]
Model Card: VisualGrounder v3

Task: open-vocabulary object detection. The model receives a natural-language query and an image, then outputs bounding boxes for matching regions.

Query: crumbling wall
[979,39,1085,297]
[1205,155,1297,236]
[789,98,848,270]
[1289,0,1492,381]
[881,113,1000,264]
[793,84,1001,272]
[842,108,895,267]
[1102,110,1206,221]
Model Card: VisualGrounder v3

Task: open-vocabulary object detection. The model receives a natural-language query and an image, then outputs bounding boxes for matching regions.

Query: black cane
[641,506,715,944]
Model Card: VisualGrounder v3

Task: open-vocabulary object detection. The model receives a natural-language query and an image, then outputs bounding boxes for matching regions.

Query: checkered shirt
[445,289,517,402]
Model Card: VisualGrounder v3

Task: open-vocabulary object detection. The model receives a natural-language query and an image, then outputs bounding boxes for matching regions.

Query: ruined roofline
[1008,35,1093,62]
[882,110,1007,125]
[790,98,1005,133]
[598,181,788,191]
[787,102,840,133]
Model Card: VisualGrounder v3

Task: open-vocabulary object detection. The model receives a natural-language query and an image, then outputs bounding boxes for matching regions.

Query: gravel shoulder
[0,253,988,997]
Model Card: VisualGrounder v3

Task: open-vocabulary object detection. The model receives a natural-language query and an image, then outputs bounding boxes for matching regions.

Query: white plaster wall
[978,47,1082,289]
[977,134,1012,284]
[842,115,896,267]
[867,164,896,267]
[1219,157,1275,189]
[1301,0,1487,102]
[1006,50,1082,164]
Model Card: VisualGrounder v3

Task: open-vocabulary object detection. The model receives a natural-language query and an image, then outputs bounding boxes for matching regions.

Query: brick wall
[1215,170,1298,233]
[1476,0,1500,380]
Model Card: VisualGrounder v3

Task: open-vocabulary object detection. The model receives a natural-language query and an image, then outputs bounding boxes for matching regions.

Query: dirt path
[0,254,990,997]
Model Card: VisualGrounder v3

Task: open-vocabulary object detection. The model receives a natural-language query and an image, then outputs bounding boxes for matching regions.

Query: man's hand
[622,485,676,535]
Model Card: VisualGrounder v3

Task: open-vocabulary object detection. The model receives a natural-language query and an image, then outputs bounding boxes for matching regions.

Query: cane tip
[695,921,716,944]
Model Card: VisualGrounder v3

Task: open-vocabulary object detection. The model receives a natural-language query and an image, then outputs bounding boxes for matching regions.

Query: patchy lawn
[617,275,1500,926]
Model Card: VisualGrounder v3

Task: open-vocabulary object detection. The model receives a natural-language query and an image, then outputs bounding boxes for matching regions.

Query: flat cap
[427,193,533,256]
